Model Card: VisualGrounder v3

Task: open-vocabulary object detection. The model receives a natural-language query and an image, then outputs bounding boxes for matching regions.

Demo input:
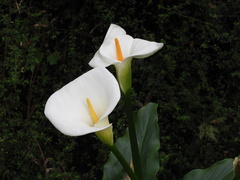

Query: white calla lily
[89,23,164,67]
[44,67,120,145]
[89,24,164,93]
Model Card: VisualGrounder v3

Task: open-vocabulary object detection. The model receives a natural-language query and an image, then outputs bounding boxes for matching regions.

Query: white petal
[88,50,110,68]
[99,39,119,65]
[44,67,120,136]
[130,38,164,58]
[104,24,126,41]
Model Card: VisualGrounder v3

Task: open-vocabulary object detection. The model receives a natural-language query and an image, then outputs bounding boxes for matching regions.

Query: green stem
[123,89,143,180]
[109,144,138,180]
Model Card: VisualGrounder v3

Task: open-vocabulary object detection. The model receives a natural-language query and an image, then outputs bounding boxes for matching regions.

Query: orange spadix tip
[114,38,124,61]
[86,98,99,124]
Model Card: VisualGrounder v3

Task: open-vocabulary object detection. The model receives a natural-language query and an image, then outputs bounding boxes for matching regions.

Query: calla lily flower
[44,67,120,146]
[89,23,164,93]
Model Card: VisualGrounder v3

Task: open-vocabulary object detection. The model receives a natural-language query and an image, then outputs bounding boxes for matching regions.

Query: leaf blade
[103,103,160,180]
[182,158,235,180]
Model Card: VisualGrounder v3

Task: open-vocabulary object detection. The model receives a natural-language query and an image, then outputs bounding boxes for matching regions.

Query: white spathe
[89,23,164,68]
[44,67,120,137]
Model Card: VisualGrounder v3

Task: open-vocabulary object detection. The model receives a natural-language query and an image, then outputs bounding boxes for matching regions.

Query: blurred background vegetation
[1,0,240,179]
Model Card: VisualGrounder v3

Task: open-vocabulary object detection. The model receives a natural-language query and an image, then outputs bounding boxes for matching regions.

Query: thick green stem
[114,59,142,179]
[109,144,138,180]
[123,89,143,180]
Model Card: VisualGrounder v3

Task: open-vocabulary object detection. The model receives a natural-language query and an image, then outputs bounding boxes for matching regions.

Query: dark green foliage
[1,0,239,179]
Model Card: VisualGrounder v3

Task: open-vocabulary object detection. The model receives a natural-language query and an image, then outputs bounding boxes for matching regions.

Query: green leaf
[182,158,235,180]
[103,103,160,180]
[136,103,160,180]
[47,51,61,65]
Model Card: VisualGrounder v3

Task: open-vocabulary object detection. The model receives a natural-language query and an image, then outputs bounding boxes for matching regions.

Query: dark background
[1,0,240,179]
